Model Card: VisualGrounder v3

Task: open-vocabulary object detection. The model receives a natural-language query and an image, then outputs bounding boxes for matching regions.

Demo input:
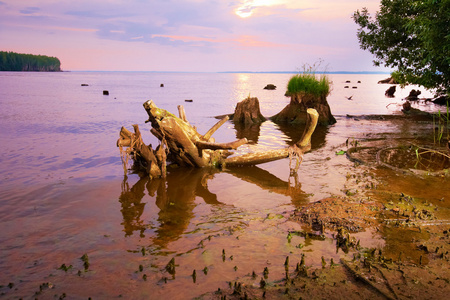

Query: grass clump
[287,72,331,98]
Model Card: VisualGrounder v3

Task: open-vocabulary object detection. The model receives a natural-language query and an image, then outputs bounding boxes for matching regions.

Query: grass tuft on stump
[286,72,331,99]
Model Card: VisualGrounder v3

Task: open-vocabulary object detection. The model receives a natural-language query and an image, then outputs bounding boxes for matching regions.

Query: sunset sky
[0,0,389,72]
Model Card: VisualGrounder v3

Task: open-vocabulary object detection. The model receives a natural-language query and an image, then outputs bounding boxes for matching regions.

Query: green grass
[287,72,331,98]
[433,101,449,145]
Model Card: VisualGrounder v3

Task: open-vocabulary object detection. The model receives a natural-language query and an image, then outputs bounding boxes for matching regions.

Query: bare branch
[203,115,229,141]
[196,138,248,150]
[178,105,188,123]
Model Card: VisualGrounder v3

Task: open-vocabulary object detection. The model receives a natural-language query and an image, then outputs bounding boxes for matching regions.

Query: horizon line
[66,70,391,75]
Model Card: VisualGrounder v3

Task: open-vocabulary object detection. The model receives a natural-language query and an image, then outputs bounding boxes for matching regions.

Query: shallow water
[0,72,447,299]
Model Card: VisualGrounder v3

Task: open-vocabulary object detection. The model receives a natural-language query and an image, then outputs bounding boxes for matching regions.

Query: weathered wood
[225,149,289,166]
[196,138,248,150]
[117,124,162,178]
[297,108,319,150]
[118,101,319,178]
[178,105,188,123]
[232,96,266,124]
[150,128,164,141]
[203,116,229,141]
[224,108,319,167]
[118,126,133,146]
[158,117,205,167]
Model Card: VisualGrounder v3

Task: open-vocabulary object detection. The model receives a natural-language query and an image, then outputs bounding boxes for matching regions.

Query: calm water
[0,72,442,299]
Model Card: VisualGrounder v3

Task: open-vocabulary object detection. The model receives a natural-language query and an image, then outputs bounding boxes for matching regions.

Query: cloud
[19,7,40,15]
[65,10,128,19]
[57,1,236,50]
[0,0,388,71]
[233,34,287,48]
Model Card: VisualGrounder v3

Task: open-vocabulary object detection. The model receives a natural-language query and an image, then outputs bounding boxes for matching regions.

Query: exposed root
[118,100,319,177]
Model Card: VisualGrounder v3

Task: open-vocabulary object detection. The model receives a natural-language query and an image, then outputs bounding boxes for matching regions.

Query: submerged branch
[224,108,319,167]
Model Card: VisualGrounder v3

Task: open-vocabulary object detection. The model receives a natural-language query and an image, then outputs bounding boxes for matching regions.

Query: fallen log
[118,100,319,178]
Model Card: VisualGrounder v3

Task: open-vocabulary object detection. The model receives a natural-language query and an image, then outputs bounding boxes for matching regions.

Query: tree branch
[196,138,248,150]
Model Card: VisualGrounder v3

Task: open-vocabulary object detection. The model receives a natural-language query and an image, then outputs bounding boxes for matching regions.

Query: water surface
[0,72,444,299]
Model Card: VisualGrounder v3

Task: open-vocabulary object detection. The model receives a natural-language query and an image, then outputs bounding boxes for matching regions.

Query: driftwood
[117,100,319,178]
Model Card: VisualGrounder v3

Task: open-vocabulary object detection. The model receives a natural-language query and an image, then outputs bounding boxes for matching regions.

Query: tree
[353,0,450,92]
[0,51,61,71]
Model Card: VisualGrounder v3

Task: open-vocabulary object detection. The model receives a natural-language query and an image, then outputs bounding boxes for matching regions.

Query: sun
[235,0,287,18]
[235,3,254,18]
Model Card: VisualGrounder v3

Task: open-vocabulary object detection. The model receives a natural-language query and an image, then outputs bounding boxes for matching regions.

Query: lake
[0,71,445,299]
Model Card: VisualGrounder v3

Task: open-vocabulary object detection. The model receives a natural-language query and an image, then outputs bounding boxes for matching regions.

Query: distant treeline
[0,51,61,72]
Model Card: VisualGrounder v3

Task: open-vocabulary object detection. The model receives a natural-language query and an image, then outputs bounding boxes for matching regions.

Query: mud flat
[206,123,450,300]
[210,190,450,300]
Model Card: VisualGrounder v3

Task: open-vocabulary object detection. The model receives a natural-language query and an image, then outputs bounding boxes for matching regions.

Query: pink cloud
[233,35,287,48]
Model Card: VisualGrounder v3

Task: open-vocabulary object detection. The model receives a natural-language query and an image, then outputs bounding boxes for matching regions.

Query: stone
[406,89,421,100]
[378,77,397,84]
[385,86,396,97]
[263,84,276,90]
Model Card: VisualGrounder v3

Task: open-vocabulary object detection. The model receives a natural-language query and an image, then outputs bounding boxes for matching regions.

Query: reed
[433,101,449,145]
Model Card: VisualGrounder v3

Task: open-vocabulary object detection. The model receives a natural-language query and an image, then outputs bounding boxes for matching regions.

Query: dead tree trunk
[118,100,319,178]
[230,96,266,124]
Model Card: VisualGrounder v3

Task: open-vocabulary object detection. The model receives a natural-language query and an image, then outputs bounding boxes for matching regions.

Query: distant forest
[0,51,61,72]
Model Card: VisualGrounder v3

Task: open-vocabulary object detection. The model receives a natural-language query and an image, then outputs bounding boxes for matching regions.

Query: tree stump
[406,89,421,100]
[231,96,266,124]
[385,86,396,97]
[271,93,336,125]
[118,100,319,178]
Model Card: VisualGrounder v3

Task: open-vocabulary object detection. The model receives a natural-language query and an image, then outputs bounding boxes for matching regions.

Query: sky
[0,0,390,72]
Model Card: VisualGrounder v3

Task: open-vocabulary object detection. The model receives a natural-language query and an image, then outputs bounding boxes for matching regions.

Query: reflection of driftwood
[119,164,310,241]
[119,163,308,246]
[226,166,309,205]
[118,100,319,178]
[119,168,222,245]
[119,177,147,237]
